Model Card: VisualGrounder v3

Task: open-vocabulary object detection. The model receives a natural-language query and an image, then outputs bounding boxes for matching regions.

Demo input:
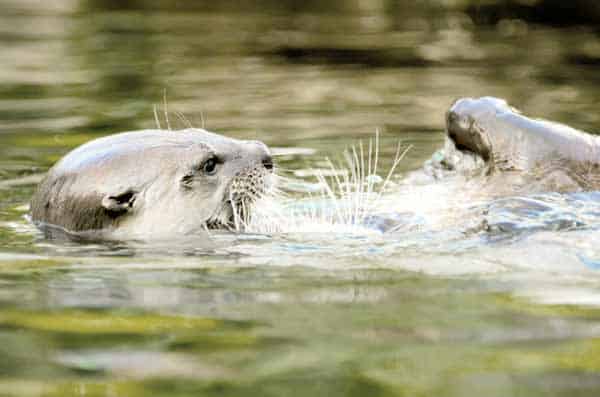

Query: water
[2,1,600,396]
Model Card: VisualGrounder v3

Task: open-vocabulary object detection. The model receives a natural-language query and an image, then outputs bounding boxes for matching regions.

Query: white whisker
[163,89,171,132]
[153,105,162,130]
[175,111,193,129]
[200,108,206,129]
[244,132,407,235]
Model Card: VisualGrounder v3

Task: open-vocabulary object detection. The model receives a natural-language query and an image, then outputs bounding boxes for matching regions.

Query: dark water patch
[466,0,600,27]
[269,46,437,68]
[567,54,600,67]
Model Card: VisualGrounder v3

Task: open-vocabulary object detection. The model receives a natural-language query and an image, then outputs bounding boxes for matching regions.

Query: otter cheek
[180,185,219,226]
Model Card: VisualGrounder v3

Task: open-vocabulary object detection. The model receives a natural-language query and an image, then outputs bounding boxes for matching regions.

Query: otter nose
[246,140,274,172]
[262,153,273,171]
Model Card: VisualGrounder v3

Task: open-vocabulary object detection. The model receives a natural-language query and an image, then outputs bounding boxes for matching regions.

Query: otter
[445,97,600,169]
[30,129,274,239]
[438,97,600,190]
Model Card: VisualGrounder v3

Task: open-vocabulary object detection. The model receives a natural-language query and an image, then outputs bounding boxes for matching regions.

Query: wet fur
[445,97,600,191]
[30,129,273,237]
[31,174,119,232]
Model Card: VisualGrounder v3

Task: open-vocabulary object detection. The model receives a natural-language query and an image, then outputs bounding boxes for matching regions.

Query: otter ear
[101,190,137,213]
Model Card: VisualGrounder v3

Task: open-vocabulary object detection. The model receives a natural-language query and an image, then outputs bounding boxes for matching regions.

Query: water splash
[246,132,410,234]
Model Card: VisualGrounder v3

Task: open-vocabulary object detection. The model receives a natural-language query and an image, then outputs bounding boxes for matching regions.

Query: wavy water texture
[188,127,600,283]
[3,3,600,394]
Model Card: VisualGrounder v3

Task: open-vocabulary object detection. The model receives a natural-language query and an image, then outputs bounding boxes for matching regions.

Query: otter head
[30,129,274,239]
[445,97,500,162]
[444,97,526,172]
[114,130,274,236]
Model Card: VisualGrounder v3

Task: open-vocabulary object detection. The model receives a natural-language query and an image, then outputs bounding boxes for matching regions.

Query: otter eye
[202,157,218,175]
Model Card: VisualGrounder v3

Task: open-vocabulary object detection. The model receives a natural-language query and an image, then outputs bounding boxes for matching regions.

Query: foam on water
[229,134,600,289]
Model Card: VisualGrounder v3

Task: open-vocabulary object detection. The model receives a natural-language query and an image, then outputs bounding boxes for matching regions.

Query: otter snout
[446,99,494,161]
[262,154,273,171]
[244,140,274,172]
[229,140,274,200]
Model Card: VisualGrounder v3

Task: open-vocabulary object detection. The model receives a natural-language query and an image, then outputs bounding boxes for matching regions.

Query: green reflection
[0,310,221,334]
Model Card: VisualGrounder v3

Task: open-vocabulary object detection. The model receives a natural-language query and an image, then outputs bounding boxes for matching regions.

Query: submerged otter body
[30,129,273,239]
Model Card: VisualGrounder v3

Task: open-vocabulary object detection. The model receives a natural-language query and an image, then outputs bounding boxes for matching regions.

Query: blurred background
[2,1,600,397]
[1,0,600,174]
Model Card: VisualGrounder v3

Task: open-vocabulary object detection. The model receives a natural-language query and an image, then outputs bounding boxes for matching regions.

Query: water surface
[2,1,600,396]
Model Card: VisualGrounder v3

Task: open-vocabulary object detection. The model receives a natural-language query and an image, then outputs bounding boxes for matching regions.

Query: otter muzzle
[446,109,492,162]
